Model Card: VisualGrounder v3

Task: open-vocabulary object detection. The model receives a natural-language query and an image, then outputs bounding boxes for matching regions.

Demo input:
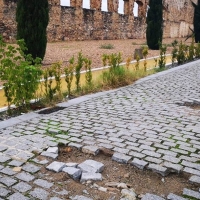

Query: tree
[16,0,49,60]
[146,0,163,50]
[192,0,200,43]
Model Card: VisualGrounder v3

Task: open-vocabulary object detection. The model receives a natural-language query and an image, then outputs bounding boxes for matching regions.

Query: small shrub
[64,56,75,97]
[142,46,149,71]
[0,35,42,113]
[43,66,57,103]
[100,43,114,49]
[126,57,132,69]
[195,43,200,58]
[85,58,92,88]
[171,40,178,66]
[177,41,187,65]
[75,52,84,92]
[158,43,167,69]
[135,54,140,70]
[188,37,195,61]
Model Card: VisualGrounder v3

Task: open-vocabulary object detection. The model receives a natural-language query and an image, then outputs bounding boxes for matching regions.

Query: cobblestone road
[0,60,200,199]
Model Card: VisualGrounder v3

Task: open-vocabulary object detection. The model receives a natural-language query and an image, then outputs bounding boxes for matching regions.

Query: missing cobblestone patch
[38,107,67,114]
[41,146,199,199]
[176,99,200,109]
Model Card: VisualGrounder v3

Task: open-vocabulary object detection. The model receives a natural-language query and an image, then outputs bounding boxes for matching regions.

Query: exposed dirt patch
[37,147,199,199]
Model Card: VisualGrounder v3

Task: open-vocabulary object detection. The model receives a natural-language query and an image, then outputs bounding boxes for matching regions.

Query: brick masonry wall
[0,0,195,42]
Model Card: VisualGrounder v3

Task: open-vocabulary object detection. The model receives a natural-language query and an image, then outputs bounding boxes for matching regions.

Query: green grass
[100,43,114,49]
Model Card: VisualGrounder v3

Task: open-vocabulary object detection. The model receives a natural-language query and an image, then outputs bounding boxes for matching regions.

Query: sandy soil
[43,38,191,69]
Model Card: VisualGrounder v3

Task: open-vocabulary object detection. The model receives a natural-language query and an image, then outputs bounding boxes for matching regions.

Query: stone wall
[0,0,195,42]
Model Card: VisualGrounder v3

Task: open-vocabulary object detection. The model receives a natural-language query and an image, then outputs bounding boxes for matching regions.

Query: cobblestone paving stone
[0,62,200,199]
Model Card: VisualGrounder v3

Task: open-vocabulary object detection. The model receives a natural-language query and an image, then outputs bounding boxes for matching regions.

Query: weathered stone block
[62,167,82,180]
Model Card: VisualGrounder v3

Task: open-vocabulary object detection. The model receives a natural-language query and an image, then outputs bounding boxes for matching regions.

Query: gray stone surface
[131,158,148,170]
[183,188,200,199]
[167,193,187,200]
[70,195,93,200]
[82,146,99,155]
[0,176,17,187]
[0,187,11,197]
[63,167,82,180]
[41,151,58,159]
[80,160,104,173]
[189,175,200,184]
[148,164,169,176]
[8,192,29,200]
[30,188,49,200]
[141,193,165,200]
[112,152,131,164]
[47,147,58,154]
[22,163,40,173]
[80,172,102,182]
[16,172,35,182]
[12,182,32,192]
[46,161,66,172]
[33,179,53,189]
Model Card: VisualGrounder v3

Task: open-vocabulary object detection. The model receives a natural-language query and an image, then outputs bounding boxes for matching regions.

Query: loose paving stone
[12,182,32,192]
[80,172,102,182]
[189,175,200,184]
[16,172,35,182]
[63,167,82,180]
[33,179,53,189]
[131,158,148,170]
[30,188,49,200]
[66,162,78,167]
[22,163,41,173]
[0,176,17,187]
[82,146,99,155]
[32,158,49,165]
[8,192,29,200]
[167,193,187,200]
[41,151,58,159]
[141,193,165,200]
[148,164,169,177]
[47,147,59,154]
[46,161,66,172]
[81,160,104,173]
[70,195,93,200]
[112,152,131,164]
[0,187,11,198]
[163,162,183,173]
[121,188,137,200]
[183,188,200,199]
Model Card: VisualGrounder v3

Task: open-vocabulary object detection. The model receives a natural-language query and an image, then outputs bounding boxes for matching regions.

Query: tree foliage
[146,0,163,50]
[192,0,200,43]
[16,0,49,60]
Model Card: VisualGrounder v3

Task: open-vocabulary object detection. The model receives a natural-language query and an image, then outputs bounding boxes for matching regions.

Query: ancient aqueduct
[0,0,195,41]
